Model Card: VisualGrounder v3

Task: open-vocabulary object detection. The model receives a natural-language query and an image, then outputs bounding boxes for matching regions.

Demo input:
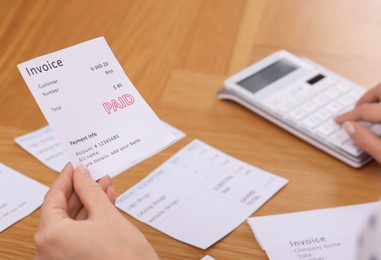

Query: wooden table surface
[2,0,381,259]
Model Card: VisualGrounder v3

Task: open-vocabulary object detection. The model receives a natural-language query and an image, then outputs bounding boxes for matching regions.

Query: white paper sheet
[0,163,48,232]
[116,139,288,249]
[15,126,68,172]
[17,37,175,180]
[248,202,381,260]
[15,122,185,174]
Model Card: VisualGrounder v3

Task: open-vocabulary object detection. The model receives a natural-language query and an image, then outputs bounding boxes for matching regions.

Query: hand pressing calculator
[218,50,381,168]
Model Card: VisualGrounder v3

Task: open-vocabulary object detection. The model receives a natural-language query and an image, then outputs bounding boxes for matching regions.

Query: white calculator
[218,50,380,168]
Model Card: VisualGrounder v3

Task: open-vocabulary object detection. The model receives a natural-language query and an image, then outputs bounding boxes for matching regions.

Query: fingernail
[343,121,355,135]
[77,164,90,177]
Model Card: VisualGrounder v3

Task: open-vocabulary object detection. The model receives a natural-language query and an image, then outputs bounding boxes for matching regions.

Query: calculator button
[328,129,350,147]
[312,94,330,106]
[301,101,319,113]
[263,96,283,109]
[325,102,346,115]
[314,120,339,138]
[303,87,317,99]
[339,104,355,115]
[292,93,309,106]
[314,108,333,122]
[324,77,339,85]
[286,107,309,122]
[289,85,304,95]
[313,82,330,92]
[341,141,362,157]
[275,96,299,114]
[324,88,341,99]
[301,115,322,131]
[334,82,352,92]
[349,88,366,99]
[337,95,356,107]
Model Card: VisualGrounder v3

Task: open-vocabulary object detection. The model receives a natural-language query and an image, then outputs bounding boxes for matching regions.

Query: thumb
[342,121,381,163]
[73,165,115,217]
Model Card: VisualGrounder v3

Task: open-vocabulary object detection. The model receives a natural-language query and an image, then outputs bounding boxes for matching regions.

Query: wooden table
[1,1,381,259]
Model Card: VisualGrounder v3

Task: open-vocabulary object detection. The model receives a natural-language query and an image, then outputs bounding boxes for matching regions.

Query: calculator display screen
[238,59,298,93]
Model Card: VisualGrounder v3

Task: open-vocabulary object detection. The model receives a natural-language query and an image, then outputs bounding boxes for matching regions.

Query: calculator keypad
[263,77,379,158]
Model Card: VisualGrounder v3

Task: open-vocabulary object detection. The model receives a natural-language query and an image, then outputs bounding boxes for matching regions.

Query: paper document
[116,139,288,249]
[248,202,381,260]
[17,37,175,180]
[15,122,185,173]
[0,163,48,232]
[15,126,68,172]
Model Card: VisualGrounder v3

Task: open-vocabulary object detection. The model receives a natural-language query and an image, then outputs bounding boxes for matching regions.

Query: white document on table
[248,202,381,260]
[17,37,176,180]
[0,163,48,232]
[15,122,185,174]
[15,126,68,172]
[116,139,288,249]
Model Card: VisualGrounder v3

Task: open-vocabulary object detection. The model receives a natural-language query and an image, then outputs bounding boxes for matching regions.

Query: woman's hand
[34,163,159,260]
[335,83,381,163]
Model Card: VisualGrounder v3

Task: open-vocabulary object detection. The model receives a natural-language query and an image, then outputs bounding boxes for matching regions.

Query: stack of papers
[248,202,381,259]
[0,163,48,232]
[117,139,288,249]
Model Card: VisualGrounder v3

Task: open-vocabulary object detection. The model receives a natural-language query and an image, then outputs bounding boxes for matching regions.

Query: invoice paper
[116,139,288,249]
[15,122,185,173]
[0,163,48,232]
[248,202,381,260]
[17,37,175,180]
